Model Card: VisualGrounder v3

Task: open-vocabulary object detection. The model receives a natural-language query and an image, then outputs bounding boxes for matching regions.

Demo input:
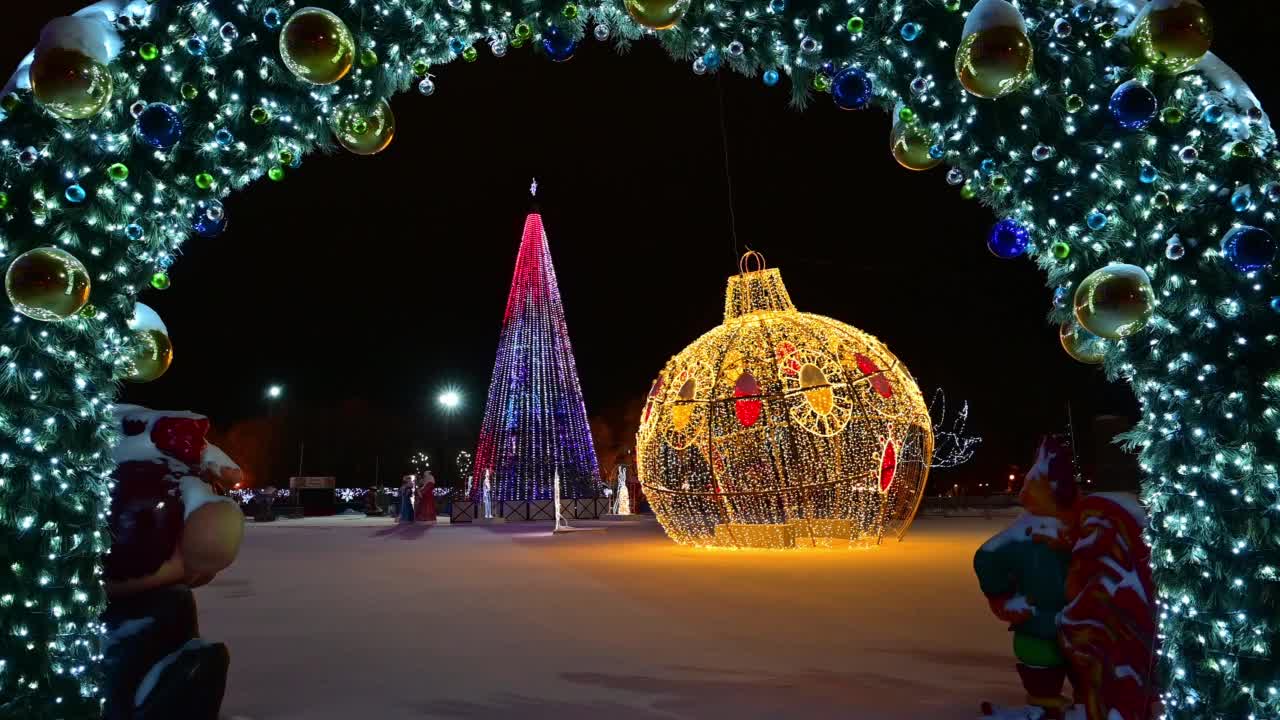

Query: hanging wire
[715,74,741,265]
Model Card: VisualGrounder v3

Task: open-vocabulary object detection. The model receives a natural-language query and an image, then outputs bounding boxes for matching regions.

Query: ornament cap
[725,252,797,321]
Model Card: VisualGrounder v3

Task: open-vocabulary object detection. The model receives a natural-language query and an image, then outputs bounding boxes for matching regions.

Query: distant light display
[469,208,601,502]
[636,254,933,549]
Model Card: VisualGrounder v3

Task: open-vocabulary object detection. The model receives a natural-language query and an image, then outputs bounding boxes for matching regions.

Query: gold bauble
[1073,264,1155,340]
[5,247,91,321]
[955,0,1034,99]
[280,7,356,85]
[891,121,942,171]
[126,328,173,383]
[1059,320,1106,365]
[31,47,113,120]
[636,253,933,550]
[623,0,691,30]
[330,98,396,156]
[1131,0,1212,74]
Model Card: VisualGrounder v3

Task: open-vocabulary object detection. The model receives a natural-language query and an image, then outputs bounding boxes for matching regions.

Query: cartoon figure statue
[1059,493,1157,720]
[102,405,245,720]
[416,471,438,521]
[974,437,1079,719]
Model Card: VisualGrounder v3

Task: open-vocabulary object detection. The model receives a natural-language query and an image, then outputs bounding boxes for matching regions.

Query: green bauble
[330,98,396,156]
[280,7,355,85]
[955,0,1034,100]
[126,328,173,383]
[891,121,941,172]
[30,47,113,120]
[623,0,691,30]
[1131,0,1212,74]
[1074,264,1155,340]
[5,247,91,321]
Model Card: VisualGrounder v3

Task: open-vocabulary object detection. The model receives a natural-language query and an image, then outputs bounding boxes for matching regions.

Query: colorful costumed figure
[974,437,1078,719]
[415,471,437,521]
[103,406,245,720]
[1059,493,1157,720]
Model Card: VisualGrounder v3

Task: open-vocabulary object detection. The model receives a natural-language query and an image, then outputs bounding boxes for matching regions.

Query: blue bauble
[1220,226,1275,272]
[1203,105,1224,124]
[1231,187,1252,212]
[448,37,465,54]
[929,144,944,160]
[900,22,922,42]
[541,27,577,62]
[702,49,722,72]
[988,219,1030,259]
[1087,211,1108,231]
[158,255,173,270]
[763,69,780,86]
[1271,297,1280,313]
[831,67,873,110]
[769,0,785,12]
[125,222,144,240]
[135,103,183,150]
[186,38,207,56]
[264,8,282,29]
[1071,4,1092,21]
[980,158,997,175]
[214,128,234,147]
[192,199,226,238]
[1109,80,1158,131]
[1139,165,1158,184]
[65,184,86,204]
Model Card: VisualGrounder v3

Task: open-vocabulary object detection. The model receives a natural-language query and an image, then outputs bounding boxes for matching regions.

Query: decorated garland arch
[0,0,1275,716]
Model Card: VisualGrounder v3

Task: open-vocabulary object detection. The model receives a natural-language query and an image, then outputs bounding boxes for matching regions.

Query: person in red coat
[415,471,437,522]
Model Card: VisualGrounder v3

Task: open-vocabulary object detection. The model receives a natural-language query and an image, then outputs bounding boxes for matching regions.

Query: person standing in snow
[415,471,437,521]
[974,436,1079,719]
[397,476,417,523]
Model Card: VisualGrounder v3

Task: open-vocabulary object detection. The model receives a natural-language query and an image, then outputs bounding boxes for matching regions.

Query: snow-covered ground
[200,515,1026,720]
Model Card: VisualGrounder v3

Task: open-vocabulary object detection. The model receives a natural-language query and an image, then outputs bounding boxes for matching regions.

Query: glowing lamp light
[266,384,283,399]
[636,253,933,550]
[438,389,461,409]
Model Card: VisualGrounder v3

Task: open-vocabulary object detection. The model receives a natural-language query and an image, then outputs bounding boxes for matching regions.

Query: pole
[297,441,305,477]
[1066,400,1083,484]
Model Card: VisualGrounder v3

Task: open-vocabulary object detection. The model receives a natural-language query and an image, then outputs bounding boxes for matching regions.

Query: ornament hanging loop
[739,250,767,274]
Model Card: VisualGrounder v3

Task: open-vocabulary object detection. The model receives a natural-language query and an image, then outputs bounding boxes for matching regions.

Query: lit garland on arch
[636,253,933,549]
[0,0,1273,716]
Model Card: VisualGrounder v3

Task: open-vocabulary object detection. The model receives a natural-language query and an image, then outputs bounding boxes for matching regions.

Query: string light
[637,254,932,549]
[469,208,601,503]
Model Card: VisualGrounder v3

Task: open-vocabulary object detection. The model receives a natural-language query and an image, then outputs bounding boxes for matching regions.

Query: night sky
[5,1,1278,489]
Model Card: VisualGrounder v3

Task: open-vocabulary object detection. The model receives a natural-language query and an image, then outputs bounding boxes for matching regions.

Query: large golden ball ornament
[636,253,933,550]
[330,98,396,155]
[1131,0,1212,74]
[1073,264,1155,340]
[955,0,1034,99]
[891,121,942,172]
[31,47,113,120]
[1059,320,1106,365]
[5,247,91,321]
[280,7,356,85]
[126,329,174,383]
[623,0,691,30]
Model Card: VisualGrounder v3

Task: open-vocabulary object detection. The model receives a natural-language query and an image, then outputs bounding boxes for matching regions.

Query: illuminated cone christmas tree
[471,186,601,502]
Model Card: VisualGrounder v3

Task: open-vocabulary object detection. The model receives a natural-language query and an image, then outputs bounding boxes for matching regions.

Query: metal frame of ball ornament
[636,258,933,551]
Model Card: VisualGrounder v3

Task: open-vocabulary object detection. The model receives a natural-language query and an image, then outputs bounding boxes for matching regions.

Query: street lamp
[437,389,461,412]
[266,384,284,400]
